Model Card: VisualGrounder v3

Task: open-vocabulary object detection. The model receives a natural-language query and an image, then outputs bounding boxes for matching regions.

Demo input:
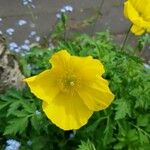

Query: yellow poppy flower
[124,0,150,35]
[24,50,114,130]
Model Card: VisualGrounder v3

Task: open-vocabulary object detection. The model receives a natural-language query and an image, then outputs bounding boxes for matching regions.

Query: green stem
[129,122,150,138]
[121,25,132,51]
[91,0,104,36]
[63,22,67,41]
[27,5,40,35]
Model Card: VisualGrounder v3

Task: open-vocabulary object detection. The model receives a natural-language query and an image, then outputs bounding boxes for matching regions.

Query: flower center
[63,77,76,88]
[70,81,75,86]
[58,73,80,94]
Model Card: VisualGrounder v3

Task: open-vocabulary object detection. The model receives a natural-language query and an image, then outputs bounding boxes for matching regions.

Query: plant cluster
[0,31,150,150]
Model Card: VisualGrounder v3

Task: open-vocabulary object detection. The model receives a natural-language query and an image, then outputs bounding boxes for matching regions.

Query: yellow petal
[147,28,150,32]
[50,50,104,76]
[70,56,105,83]
[124,1,150,32]
[77,56,105,76]
[50,50,70,70]
[129,0,150,17]
[42,92,93,130]
[131,25,145,35]
[24,70,59,104]
[78,78,114,111]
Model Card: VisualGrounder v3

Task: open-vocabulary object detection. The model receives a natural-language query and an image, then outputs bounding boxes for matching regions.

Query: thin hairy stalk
[121,25,132,51]
[27,5,40,35]
[91,0,104,36]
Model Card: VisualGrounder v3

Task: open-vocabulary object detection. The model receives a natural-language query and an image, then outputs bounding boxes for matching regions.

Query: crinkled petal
[24,70,59,104]
[131,24,145,35]
[50,50,70,70]
[129,0,150,17]
[124,1,150,32]
[50,50,104,77]
[73,56,105,77]
[78,78,114,111]
[42,92,93,130]
[69,56,105,85]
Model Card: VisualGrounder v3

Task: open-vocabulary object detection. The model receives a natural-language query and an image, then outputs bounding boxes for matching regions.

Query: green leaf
[7,88,22,99]
[77,140,96,150]
[7,101,22,116]
[0,101,10,110]
[31,115,41,132]
[4,117,28,135]
[137,115,150,127]
[115,99,131,120]
[113,142,126,149]
[11,110,29,117]
[127,129,138,142]
[138,131,149,144]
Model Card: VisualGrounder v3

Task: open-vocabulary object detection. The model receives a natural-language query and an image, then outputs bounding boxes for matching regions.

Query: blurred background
[0,0,149,62]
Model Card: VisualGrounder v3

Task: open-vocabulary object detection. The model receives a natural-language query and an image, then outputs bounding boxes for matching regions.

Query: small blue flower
[60,8,66,13]
[23,1,28,5]
[56,13,61,19]
[5,139,21,150]
[35,36,40,42]
[24,39,30,44]
[22,0,32,5]
[56,5,73,19]
[9,42,18,49]
[22,0,35,8]
[17,19,27,26]
[27,140,32,146]
[5,146,14,150]
[29,31,36,37]
[6,28,15,35]
[21,44,30,50]
[9,42,21,52]
[64,5,73,12]
[35,110,41,115]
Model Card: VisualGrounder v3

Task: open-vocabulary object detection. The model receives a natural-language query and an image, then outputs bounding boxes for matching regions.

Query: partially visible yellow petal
[131,25,145,35]
[124,1,129,18]
[50,50,70,70]
[124,1,140,22]
[124,1,150,34]
[78,78,114,111]
[129,0,150,17]
[147,28,150,32]
[24,70,59,104]
[42,92,93,130]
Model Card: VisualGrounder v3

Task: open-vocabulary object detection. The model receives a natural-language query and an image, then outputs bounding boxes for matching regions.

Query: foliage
[137,33,150,51]
[0,31,150,150]
[77,140,96,150]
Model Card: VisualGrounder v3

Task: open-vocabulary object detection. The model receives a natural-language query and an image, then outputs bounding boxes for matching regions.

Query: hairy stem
[121,25,132,51]
[91,0,104,36]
